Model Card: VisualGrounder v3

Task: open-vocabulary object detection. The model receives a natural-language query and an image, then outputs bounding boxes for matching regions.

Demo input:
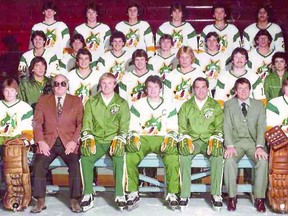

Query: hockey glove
[110,134,126,157]
[80,130,96,157]
[207,132,224,157]
[126,130,141,152]
[178,134,194,156]
[161,130,178,155]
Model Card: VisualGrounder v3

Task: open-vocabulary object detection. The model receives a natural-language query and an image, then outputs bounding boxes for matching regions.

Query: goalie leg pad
[3,140,31,211]
[268,146,288,213]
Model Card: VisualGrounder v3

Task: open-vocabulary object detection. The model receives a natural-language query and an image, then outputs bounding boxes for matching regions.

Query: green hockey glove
[80,130,96,157]
[160,130,178,155]
[207,132,224,157]
[110,134,126,157]
[126,130,141,153]
[178,134,194,156]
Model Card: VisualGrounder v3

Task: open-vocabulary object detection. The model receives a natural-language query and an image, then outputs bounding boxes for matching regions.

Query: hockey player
[243,5,285,52]
[198,3,241,57]
[119,49,157,107]
[74,3,111,63]
[148,34,178,81]
[0,78,33,148]
[249,29,275,81]
[59,33,86,73]
[115,2,155,58]
[29,1,70,59]
[164,46,206,111]
[264,52,288,101]
[214,47,266,108]
[266,78,288,135]
[196,32,228,94]
[67,48,102,105]
[18,56,52,110]
[178,77,224,211]
[97,31,131,83]
[156,3,198,54]
[126,75,179,210]
[80,73,130,211]
[19,30,59,79]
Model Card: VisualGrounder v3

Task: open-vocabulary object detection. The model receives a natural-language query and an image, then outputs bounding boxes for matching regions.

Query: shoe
[179,197,188,210]
[127,191,140,207]
[80,194,94,212]
[211,195,223,211]
[227,196,237,211]
[70,199,82,213]
[30,198,47,213]
[255,198,266,213]
[115,195,126,210]
[165,193,178,208]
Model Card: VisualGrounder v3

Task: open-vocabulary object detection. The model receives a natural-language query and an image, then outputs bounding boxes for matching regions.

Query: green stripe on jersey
[216,80,225,89]
[243,31,250,41]
[187,31,196,39]
[252,77,262,90]
[21,110,33,121]
[168,108,177,118]
[266,102,279,115]
[130,105,140,117]
[61,28,69,38]
[118,82,127,91]
[144,27,152,35]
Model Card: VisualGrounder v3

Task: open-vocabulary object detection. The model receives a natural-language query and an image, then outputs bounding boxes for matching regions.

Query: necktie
[241,102,247,117]
[57,97,63,117]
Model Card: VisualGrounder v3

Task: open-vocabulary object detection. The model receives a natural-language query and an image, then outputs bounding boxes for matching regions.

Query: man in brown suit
[31,74,83,213]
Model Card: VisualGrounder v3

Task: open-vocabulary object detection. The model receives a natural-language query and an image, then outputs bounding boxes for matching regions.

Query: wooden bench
[44,153,254,194]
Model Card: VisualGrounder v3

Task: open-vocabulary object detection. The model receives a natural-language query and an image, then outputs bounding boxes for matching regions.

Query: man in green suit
[223,77,268,213]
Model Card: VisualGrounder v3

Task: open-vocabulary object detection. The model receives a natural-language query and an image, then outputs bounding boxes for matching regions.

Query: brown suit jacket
[33,93,83,154]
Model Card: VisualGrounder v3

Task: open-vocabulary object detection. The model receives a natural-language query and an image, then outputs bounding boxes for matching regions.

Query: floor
[0,191,279,216]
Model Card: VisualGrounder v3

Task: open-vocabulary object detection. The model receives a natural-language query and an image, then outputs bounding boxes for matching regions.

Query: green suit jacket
[223,97,266,147]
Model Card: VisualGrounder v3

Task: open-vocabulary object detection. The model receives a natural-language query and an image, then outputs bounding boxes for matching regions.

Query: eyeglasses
[53,81,67,87]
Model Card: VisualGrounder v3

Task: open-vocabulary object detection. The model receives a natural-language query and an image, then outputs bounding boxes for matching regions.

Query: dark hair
[159,34,174,46]
[127,1,144,17]
[192,77,209,89]
[70,33,86,48]
[205,32,220,44]
[42,1,57,12]
[2,78,19,92]
[234,78,251,91]
[29,56,47,78]
[272,52,287,65]
[76,48,92,62]
[132,49,148,64]
[84,2,99,18]
[231,47,249,62]
[170,3,187,20]
[282,78,288,95]
[31,30,47,44]
[254,29,272,46]
[109,31,126,46]
[212,2,231,20]
[257,5,274,22]
[145,75,163,90]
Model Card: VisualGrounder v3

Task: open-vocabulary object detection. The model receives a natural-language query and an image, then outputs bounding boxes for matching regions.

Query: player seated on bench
[178,77,224,211]
[125,75,180,210]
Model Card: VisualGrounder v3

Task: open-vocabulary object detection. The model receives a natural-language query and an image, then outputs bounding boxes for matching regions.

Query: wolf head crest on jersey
[142,115,162,135]
[0,113,17,136]
[126,29,139,48]
[256,62,271,80]
[174,78,191,100]
[86,32,100,51]
[131,81,145,102]
[75,83,91,104]
[219,35,228,52]
[205,60,221,79]
[110,61,125,81]
[45,29,56,48]
[172,30,183,48]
